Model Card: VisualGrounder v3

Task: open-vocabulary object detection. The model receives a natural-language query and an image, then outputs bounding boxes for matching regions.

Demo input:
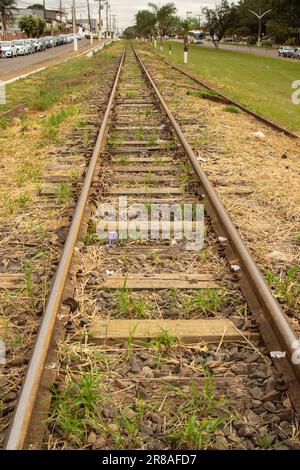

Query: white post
[154,39,157,48]
[72,0,78,52]
[184,51,188,64]
[90,31,94,45]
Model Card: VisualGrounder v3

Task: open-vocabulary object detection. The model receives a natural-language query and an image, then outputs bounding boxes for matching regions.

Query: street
[0,39,92,80]
[204,41,280,58]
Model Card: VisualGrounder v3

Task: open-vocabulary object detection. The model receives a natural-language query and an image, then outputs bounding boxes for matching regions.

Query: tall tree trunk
[1,12,7,32]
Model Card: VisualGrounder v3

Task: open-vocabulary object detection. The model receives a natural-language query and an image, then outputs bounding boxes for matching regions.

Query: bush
[285,37,296,46]
[247,37,257,45]
[262,40,274,48]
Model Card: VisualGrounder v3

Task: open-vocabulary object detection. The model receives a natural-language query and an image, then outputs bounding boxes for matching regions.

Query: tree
[19,14,45,37]
[0,0,16,32]
[148,2,177,37]
[122,26,137,39]
[27,4,44,9]
[136,10,156,37]
[202,0,237,47]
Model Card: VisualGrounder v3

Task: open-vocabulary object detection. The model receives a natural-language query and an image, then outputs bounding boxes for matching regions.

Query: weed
[116,156,129,166]
[225,105,240,114]
[55,182,72,204]
[266,267,299,309]
[2,193,30,214]
[108,135,124,149]
[135,128,146,140]
[84,221,97,245]
[16,161,41,186]
[48,371,103,444]
[24,263,34,300]
[184,289,223,317]
[144,107,153,117]
[151,328,176,355]
[255,433,271,449]
[116,279,148,318]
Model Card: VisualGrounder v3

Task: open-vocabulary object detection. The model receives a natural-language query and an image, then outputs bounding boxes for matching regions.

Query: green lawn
[144,40,300,133]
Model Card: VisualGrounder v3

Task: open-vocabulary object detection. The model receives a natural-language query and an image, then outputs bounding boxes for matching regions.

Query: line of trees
[123,0,300,46]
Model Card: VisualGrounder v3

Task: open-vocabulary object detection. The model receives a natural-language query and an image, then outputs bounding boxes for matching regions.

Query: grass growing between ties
[266,266,300,311]
[146,40,300,133]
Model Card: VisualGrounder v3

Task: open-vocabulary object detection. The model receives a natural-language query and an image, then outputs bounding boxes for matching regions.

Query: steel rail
[131,44,300,381]
[4,48,126,451]
[151,49,299,139]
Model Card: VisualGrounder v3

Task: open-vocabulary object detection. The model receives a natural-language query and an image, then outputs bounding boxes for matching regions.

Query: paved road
[203,42,280,58]
[0,39,92,76]
[172,39,289,60]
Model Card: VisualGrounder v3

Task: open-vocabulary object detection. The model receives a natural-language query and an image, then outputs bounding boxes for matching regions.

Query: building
[0,8,68,35]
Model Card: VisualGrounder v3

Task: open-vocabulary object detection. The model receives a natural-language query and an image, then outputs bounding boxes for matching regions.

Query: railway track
[3,44,300,450]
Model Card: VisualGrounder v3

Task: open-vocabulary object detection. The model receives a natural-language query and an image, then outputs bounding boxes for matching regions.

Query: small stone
[249,386,263,400]
[150,412,162,424]
[130,357,141,373]
[263,401,276,412]
[245,352,260,363]
[3,391,17,402]
[141,366,154,378]
[108,424,119,433]
[122,407,136,419]
[93,436,107,450]
[87,431,97,444]
[247,410,261,426]
[139,423,153,436]
[250,370,267,380]
[262,390,281,401]
[279,421,292,434]
[237,424,256,438]
[114,378,128,389]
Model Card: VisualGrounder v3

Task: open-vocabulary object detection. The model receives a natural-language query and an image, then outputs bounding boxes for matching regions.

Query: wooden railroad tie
[88,319,244,343]
[87,273,221,289]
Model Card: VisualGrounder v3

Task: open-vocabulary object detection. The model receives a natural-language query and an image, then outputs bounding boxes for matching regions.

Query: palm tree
[148,2,177,38]
[0,0,16,33]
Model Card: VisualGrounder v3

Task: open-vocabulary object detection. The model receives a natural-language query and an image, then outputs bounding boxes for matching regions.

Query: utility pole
[105,1,109,38]
[96,0,103,40]
[109,6,112,38]
[248,9,272,47]
[87,0,93,44]
[72,0,78,51]
[59,0,62,22]
[112,14,117,39]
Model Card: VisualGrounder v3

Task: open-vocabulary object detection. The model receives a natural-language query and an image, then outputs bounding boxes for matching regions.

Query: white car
[278,46,294,57]
[0,41,18,58]
[12,40,30,56]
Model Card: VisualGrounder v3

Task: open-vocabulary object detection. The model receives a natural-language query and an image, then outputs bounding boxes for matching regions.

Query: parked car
[12,40,30,55]
[29,38,41,52]
[0,41,18,58]
[25,39,35,54]
[292,48,300,59]
[278,46,294,57]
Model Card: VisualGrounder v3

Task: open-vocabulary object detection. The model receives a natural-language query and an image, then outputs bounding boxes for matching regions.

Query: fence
[0,32,26,41]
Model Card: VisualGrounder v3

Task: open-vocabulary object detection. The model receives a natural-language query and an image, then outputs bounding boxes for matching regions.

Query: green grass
[147,41,300,133]
[49,371,103,443]
[266,266,299,310]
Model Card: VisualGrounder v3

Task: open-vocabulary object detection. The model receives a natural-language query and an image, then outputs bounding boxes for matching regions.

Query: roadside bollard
[184,35,189,64]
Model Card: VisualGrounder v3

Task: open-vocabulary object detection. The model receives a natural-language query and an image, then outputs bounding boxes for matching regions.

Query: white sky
[16,1,223,30]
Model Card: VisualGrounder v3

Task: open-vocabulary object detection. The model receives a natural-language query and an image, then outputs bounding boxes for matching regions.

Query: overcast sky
[16,1,224,30]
